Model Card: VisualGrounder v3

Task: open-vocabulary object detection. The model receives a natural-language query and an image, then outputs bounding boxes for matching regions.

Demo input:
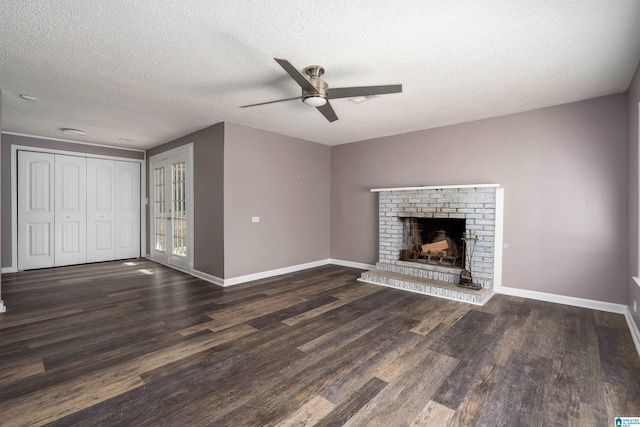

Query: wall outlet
[634,300,637,313]
[252,217,260,223]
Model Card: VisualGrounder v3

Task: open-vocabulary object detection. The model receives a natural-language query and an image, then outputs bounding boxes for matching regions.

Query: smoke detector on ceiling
[349,95,380,104]
[61,128,86,136]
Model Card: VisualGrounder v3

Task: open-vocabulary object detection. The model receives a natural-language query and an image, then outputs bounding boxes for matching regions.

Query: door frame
[9,143,146,273]
[148,143,194,273]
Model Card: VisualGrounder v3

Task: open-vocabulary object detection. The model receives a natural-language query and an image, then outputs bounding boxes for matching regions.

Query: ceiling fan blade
[327,84,402,100]
[240,96,301,108]
[317,101,338,122]
[274,58,318,94]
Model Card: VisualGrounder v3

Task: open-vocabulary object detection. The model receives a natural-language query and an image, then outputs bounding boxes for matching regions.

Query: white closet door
[114,161,140,259]
[87,159,115,262]
[18,151,55,270]
[54,155,87,266]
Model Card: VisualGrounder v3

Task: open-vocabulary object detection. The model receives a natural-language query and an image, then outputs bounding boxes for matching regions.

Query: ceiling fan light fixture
[303,96,327,107]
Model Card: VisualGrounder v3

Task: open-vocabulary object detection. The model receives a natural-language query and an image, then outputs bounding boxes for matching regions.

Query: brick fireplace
[359,184,503,305]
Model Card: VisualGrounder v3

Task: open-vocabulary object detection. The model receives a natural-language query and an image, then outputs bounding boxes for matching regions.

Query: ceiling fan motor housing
[303,65,328,105]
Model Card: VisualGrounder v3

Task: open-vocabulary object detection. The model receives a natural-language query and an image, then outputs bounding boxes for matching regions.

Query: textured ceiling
[1,1,640,150]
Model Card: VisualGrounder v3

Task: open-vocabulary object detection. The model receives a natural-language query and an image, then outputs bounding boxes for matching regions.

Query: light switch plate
[252,217,260,223]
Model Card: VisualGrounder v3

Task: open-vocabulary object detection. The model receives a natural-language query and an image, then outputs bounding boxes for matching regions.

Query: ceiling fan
[240,58,402,122]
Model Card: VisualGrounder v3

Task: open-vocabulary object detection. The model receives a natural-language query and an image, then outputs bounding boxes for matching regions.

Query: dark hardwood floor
[0,259,639,426]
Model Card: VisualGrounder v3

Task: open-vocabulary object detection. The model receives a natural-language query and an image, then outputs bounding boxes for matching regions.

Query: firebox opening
[401,217,466,268]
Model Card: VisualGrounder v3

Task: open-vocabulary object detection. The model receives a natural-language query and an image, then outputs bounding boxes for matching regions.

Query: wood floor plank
[0,260,638,426]
[448,362,503,426]
[371,325,448,383]
[0,308,85,330]
[519,307,567,360]
[410,400,456,426]
[473,350,553,427]
[578,403,605,427]
[247,294,339,329]
[319,327,443,405]
[297,307,393,355]
[0,358,45,383]
[281,283,382,326]
[428,309,495,358]
[313,377,387,427]
[273,395,336,427]
[178,292,309,335]
[342,349,459,426]
[541,307,582,427]
[431,332,501,410]
[0,367,146,427]
[409,299,454,335]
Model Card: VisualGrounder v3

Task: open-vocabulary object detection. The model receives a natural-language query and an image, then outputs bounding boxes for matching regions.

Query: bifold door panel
[18,152,55,270]
[54,155,87,267]
[115,161,141,259]
[87,158,115,263]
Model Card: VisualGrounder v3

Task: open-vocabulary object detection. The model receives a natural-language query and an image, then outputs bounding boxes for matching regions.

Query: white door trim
[10,144,146,272]
[148,143,194,273]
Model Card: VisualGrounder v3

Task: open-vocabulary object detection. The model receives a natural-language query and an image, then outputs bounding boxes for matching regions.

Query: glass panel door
[171,161,187,257]
[150,147,191,271]
[154,166,166,253]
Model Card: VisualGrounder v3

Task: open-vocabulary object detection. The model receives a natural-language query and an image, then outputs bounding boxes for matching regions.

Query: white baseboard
[1,267,17,274]
[223,259,331,287]
[168,258,375,287]
[329,258,376,270]
[145,257,332,287]
[495,285,627,314]
[191,269,224,287]
[625,308,640,358]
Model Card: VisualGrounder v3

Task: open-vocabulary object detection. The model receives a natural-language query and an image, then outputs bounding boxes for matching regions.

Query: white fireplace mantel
[371,183,500,193]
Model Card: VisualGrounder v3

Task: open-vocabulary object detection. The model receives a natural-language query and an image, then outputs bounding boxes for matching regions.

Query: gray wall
[331,94,628,304]
[1,133,145,268]
[223,122,330,278]
[147,123,225,279]
[628,62,640,329]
